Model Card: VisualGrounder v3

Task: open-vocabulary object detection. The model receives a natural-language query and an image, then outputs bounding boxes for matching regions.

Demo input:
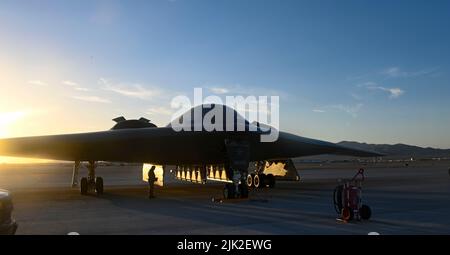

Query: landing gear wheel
[258,174,266,188]
[80,177,88,195]
[360,204,372,220]
[223,183,236,199]
[246,174,254,188]
[341,207,354,221]
[333,185,344,214]
[253,174,260,188]
[95,177,104,195]
[267,174,275,188]
[239,183,249,198]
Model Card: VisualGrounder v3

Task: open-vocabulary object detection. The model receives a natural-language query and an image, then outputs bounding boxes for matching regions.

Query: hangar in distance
[0,104,381,198]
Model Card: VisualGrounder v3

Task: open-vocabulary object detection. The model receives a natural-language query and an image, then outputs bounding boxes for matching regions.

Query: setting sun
[0,111,53,164]
[0,111,27,138]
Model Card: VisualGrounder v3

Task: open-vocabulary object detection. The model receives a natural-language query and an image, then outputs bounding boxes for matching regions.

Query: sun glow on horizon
[0,111,27,138]
[0,156,53,164]
[0,111,52,163]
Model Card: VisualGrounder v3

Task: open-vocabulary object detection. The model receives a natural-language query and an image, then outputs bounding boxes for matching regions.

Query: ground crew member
[148,165,157,199]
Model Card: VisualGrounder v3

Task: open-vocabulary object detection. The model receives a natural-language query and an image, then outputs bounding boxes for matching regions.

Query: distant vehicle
[0,189,18,235]
[0,104,381,199]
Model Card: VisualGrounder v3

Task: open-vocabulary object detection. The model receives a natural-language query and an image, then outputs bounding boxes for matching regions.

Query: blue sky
[0,0,450,148]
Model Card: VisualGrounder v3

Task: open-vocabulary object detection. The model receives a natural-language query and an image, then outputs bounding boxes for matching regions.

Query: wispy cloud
[358,82,404,99]
[382,66,439,79]
[350,93,363,101]
[62,80,78,87]
[72,95,111,103]
[100,78,160,100]
[330,103,363,118]
[209,87,229,94]
[28,80,48,86]
[312,104,362,117]
[62,80,90,91]
[74,87,90,92]
[205,84,286,98]
[363,82,404,98]
[382,67,404,78]
[146,106,173,116]
[378,87,404,98]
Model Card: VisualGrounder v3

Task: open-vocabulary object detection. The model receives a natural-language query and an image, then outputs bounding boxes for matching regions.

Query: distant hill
[338,141,450,158]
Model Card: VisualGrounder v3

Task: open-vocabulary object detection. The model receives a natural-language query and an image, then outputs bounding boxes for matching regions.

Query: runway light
[368,232,380,235]
[67,232,80,235]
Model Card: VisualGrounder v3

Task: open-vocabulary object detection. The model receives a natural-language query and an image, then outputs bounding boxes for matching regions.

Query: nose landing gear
[78,160,104,195]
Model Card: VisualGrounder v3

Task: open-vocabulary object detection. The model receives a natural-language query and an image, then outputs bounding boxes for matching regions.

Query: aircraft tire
[267,174,275,188]
[239,183,249,198]
[223,184,235,199]
[258,174,266,188]
[246,174,254,188]
[360,204,372,220]
[253,174,260,188]
[95,177,104,195]
[333,185,344,214]
[80,177,88,195]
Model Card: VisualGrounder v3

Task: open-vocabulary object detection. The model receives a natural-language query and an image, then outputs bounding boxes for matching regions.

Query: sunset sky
[1,0,450,162]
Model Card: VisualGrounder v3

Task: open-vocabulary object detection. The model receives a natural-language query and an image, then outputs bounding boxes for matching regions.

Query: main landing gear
[222,172,275,200]
[245,161,276,189]
[223,181,249,199]
[72,160,104,195]
[222,139,251,200]
[246,173,275,189]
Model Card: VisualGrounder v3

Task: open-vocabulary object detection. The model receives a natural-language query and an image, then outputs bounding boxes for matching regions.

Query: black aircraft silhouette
[0,104,381,198]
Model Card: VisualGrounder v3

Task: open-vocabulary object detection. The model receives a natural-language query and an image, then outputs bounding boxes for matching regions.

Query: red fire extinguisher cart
[333,168,372,221]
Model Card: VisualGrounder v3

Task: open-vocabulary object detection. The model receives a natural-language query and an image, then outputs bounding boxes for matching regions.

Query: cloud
[100,78,160,99]
[350,93,363,101]
[330,103,363,118]
[312,104,362,117]
[204,84,286,98]
[382,66,439,79]
[62,80,78,87]
[209,87,229,94]
[383,87,404,98]
[28,80,48,86]
[74,87,90,92]
[366,84,404,98]
[63,80,90,91]
[383,67,404,78]
[358,82,404,99]
[72,95,111,103]
[357,81,377,88]
[146,106,173,116]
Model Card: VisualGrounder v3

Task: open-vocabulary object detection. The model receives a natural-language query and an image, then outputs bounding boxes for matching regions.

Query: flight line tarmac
[1,160,450,235]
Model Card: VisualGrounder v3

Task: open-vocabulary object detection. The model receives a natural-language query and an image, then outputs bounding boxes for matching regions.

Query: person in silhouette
[148,166,157,199]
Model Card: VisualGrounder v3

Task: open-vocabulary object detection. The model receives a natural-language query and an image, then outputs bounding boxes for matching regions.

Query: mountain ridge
[338,141,450,158]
